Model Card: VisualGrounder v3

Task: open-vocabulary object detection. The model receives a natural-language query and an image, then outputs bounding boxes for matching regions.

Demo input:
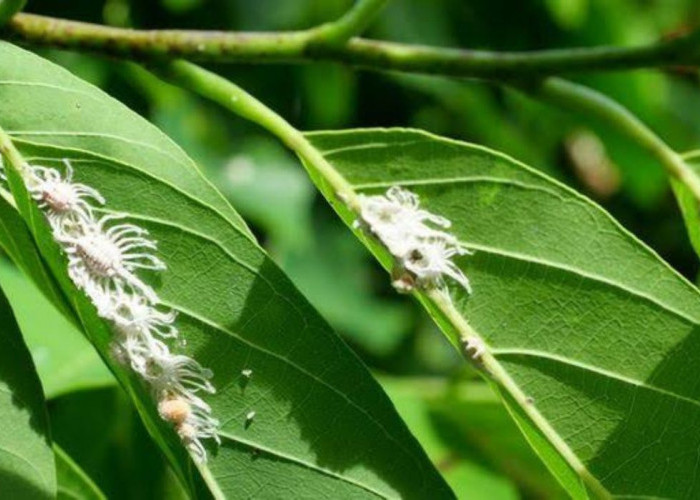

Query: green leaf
[304,127,700,498]
[0,260,114,398]
[0,43,450,498]
[674,151,700,260]
[0,278,56,498]
[50,388,170,500]
[55,445,105,500]
[0,190,73,319]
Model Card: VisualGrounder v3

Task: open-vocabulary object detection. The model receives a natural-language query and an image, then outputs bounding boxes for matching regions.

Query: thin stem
[4,13,700,78]
[520,78,700,202]
[153,61,361,214]
[154,61,611,497]
[310,0,390,46]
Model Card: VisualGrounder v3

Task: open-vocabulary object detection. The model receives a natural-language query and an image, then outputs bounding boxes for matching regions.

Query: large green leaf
[304,127,700,499]
[0,279,56,497]
[0,43,450,498]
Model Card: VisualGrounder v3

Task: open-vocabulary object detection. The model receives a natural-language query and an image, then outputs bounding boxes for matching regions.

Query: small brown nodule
[158,398,191,425]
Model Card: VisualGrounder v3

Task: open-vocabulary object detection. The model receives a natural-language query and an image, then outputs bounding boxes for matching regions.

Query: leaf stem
[521,78,700,203]
[309,0,390,46]
[154,61,362,213]
[4,13,700,77]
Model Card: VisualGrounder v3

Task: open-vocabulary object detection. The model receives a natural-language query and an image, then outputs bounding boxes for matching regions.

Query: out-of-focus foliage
[18,0,700,497]
[382,378,566,498]
[0,260,115,398]
[51,388,186,499]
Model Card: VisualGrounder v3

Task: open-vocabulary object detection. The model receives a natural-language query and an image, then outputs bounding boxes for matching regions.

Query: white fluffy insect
[102,289,178,340]
[58,214,165,304]
[356,186,472,294]
[27,159,105,230]
[147,351,216,396]
[157,390,220,462]
[159,396,192,425]
[170,393,220,462]
[116,330,169,376]
[403,238,472,293]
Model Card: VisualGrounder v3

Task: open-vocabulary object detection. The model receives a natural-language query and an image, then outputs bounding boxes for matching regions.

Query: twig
[3,13,700,78]
[519,78,700,202]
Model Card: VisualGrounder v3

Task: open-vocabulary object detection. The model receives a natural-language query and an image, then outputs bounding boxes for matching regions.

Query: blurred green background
[7,0,700,498]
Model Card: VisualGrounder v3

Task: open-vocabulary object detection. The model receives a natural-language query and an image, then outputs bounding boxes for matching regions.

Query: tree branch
[4,13,700,78]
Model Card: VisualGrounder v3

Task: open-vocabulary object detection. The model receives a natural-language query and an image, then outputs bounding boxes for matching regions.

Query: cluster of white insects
[355,186,472,295]
[4,157,219,463]
[355,186,485,359]
[3,151,480,462]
